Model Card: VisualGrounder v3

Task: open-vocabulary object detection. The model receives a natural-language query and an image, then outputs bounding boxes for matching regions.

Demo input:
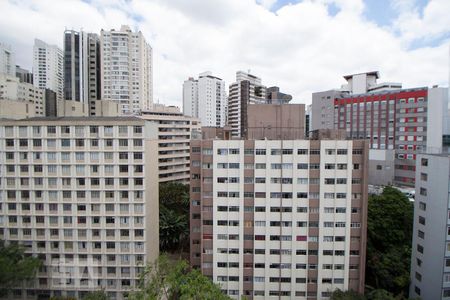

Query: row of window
[3,177,143,187]
[214,190,359,198]
[3,125,143,136]
[194,147,364,155]
[4,164,142,174]
[5,138,143,148]
[203,232,361,241]
[214,205,359,213]
[4,190,144,201]
[5,151,143,160]
[213,220,360,228]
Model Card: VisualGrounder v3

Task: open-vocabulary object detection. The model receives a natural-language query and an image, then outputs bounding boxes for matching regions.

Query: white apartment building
[0,117,159,300]
[183,71,227,127]
[33,39,64,102]
[410,153,450,299]
[190,137,368,299]
[0,74,45,116]
[0,42,15,76]
[140,107,201,183]
[100,25,153,115]
[227,71,266,138]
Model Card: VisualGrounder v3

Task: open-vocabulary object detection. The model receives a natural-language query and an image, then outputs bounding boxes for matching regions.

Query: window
[421,158,428,166]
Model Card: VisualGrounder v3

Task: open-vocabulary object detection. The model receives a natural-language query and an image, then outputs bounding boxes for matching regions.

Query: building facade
[63,30,101,107]
[33,39,64,102]
[183,71,227,127]
[410,153,450,299]
[333,87,448,186]
[16,65,33,84]
[0,74,45,116]
[0,117,159,300]
[100,25,152,115]
[228,71,266,138]
[312,72,448,186]
[190,137,369,299]
[246,104,305,140]
[0,42,15,77]
[140,108,201,183]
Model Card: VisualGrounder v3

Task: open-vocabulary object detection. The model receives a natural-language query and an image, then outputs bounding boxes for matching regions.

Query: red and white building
[312,72,449,186]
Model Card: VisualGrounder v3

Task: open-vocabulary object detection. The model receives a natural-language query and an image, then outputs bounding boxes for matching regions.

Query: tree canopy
[159,182,190,253]
[128,255,231,300]
[0,242,42,296]
[366,186,414,297]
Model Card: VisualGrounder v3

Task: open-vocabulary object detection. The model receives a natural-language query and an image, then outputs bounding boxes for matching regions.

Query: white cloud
[0,0,448,107]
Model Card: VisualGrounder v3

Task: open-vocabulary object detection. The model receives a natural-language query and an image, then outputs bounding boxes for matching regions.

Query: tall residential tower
[100,25,153,115]
[63,30,101,107]
[183,71,227,127]
[33,39,64,101]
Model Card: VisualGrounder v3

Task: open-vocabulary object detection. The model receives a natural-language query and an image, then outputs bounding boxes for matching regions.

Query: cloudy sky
[1,0,449,107]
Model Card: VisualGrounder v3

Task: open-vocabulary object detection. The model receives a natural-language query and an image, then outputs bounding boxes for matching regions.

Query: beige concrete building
[246,103,305,140]
[0,116,159,300]
[0,74,45,116]
[140,108,201,183]
[190,134,369,299]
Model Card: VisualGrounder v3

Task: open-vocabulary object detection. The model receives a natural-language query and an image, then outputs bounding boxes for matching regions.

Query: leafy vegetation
[128,254,231,300]
[159,182,190,253]
[0,242,42,296]
[366,186,414,297]
[331,289,396,300]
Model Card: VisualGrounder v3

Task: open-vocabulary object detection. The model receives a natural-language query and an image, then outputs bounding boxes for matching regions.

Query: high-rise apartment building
[183,71,227,127]
[140,106,201,183]
[0,116,159,300]
[33,39,64,102]
[190,135,369,298]
[0,42,16,76]
[100,25,152,115]
[228,71,266,138]
[311,72,449,186]
[410,153,450,299]
[63,30,101,107]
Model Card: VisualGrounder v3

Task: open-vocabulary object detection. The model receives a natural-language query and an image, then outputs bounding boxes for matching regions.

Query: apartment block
[33,39,64,102]
[183,71,227,127]
[311,72,448,186]
[140,107,201,183]
[228,71,266,138]
[0,117,159,300]
[190,136,368,299]
[64,30,101,109]
[100,25,152,115]
[410,154,450,299]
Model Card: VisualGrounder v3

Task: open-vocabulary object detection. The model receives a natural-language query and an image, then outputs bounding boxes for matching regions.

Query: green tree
[330,289,406,300]
[0,242,42,296]
[128,254,231,300]
[366,186,414,296]
[82,290,108,300]
[159,183,190,252]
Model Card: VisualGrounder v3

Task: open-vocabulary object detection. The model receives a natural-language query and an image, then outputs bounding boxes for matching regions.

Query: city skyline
[0,0,448,107]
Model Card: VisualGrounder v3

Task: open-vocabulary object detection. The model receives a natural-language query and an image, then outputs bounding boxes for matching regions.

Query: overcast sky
[1,0,449,107]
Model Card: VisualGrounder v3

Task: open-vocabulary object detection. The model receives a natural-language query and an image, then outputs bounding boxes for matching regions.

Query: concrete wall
[0,99,35,119]
[246,103,305,140]
[368,149,395,186]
